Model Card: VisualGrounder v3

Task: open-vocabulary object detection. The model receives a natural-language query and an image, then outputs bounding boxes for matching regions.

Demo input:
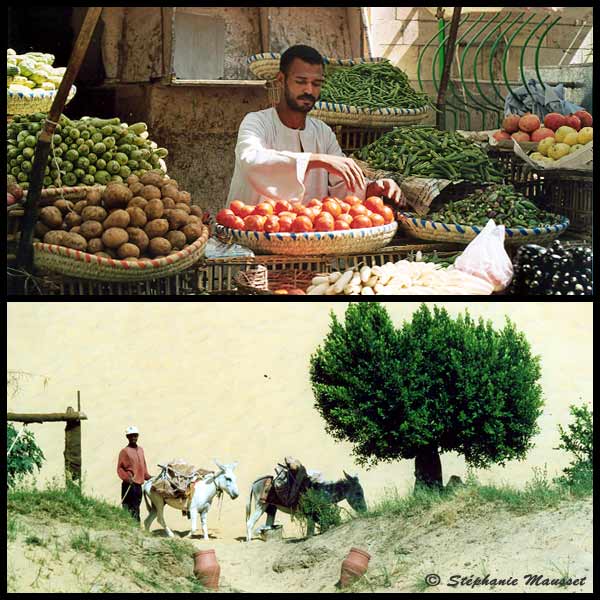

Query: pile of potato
[34,171,206,260]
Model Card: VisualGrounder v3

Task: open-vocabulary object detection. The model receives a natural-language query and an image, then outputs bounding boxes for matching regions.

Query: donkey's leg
[246,503,267,542]
[155,497,174,538]
[200,509,209,540]
[143,496,157,531]
[265,504,277,528]
[186,507,198,538]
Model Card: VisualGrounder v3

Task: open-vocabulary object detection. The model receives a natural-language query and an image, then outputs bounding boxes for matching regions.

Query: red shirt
[117,445,151,484]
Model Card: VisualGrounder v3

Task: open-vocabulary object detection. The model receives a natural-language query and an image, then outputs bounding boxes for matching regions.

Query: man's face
[127,434,139,444]
[279,58,324,113]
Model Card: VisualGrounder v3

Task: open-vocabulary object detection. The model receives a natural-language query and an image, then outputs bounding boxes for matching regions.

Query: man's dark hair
[280,45,323,76]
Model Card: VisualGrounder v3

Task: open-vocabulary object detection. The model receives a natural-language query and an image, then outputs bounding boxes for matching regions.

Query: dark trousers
[121,481,143,522]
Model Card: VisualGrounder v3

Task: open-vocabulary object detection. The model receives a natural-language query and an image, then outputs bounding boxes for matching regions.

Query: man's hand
[308,154,366,192]
[128,474,134,484]
[366,178,408,207]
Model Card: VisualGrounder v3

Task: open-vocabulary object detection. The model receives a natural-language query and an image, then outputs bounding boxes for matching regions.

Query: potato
[174,203,191,215]
[162,197,176,210]
[187,215,202,225]
[62,232,88,251]
[103,209,131,230]
[140,171,165,188]
[129,182,144,196]
[117,242,141,259]
[144,218,169,239]
[81,206,107,222]
[64,212,83,229]
[53,199,75,215]
[128,196,148,210]
[85,188,103,205]
[126,227,150,253]
[73,200,88,214]
[161,184,179,200]
[141,185,162,201]
[190,205,204,218]
[182,223,204,243]
[34,222,50,239]
[166,209,189,230]
[126,175,140,186]
[102,227,129,249]
[40,206,63,229]
[162,178,178,189]
[43,230,68,245]
[103,183,133,209]
[87,238,104,254]
[145,198,164,220]
[70,226,82,235]
[178,190,192,206]
[126,206,147,228]
[149,237,172,256]
[80,220,104,239]
[166,230,187,250]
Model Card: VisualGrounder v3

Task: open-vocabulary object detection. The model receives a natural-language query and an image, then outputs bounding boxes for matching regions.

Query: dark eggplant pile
[510,240,593,295]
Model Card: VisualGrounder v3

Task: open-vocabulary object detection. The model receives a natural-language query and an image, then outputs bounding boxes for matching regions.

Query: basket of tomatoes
[215,195,397,256]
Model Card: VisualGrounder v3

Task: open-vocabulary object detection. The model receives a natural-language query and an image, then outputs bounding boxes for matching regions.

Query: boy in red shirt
[117,426,152,522]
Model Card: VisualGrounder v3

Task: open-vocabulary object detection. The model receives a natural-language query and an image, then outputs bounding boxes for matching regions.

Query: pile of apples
[216,195,395,233]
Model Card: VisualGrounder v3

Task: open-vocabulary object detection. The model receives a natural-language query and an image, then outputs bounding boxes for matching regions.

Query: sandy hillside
[6,301,594,541]
[7,492,593,593]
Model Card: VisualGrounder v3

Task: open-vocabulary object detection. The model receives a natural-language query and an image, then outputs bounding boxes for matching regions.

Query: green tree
[7,422,45,488]
[554,403,593,487]
[310,303,544,489]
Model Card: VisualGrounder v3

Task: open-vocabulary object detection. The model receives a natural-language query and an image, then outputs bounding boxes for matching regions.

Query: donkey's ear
[343,470,352,480]
[214,458,224,470]
[231,461,239,469]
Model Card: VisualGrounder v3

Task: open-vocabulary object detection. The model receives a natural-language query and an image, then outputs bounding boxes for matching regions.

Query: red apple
[543,112,567,132]
[573,110,593,128]
[501,114,521,134]
[530,128,555,143]
[493,130,512,142]
[511,131,531,143]
[518,113,541,133]
[564,114,582,131]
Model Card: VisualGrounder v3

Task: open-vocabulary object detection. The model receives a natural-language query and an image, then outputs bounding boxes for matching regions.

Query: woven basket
[7,85,76,116]
[397,212,569,247]
[216,221,398,256]
[311,103,431,127]
[235,267,324,295]
[247,53,387,81]
[33,225,209,282]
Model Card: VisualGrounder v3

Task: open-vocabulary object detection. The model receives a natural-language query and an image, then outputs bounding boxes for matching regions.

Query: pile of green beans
[428,184,565,229]
[320,61,431,110]
[354,126,505,183]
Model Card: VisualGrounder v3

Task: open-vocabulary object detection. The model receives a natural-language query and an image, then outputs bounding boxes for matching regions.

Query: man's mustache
[298,96,316,102]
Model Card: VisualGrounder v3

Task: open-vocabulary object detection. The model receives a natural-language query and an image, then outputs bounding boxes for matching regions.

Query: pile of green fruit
[427,184,565,229]
[7,48,66,93]
[6,113,168,189]
[354,126,505,182]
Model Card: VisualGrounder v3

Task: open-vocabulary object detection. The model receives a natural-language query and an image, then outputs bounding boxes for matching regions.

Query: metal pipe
[501,12,537,100]
[519,14,551,101]
[535,16,562,91]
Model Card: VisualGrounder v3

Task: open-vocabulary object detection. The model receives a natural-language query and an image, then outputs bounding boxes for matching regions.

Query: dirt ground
[7,493,593,594]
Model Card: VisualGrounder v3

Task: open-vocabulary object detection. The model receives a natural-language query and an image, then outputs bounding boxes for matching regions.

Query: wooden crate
[334,125,395,155]
[486,148,545,199]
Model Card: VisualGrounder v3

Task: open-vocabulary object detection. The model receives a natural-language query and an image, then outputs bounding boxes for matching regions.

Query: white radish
[311,275,330,286]
[360,286,374,295]
[308,282,332,295]
[328,272,342,284]
[364,274,379,288]
[332,269,354,294]
[359,266,372,282]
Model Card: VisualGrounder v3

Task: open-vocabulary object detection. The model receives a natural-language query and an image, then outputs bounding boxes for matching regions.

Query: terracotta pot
[193,549,220,590]
[339,547,371,588]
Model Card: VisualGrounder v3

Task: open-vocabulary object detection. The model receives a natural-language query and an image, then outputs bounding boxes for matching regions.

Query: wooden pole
[7,412,88,423]
[64,406,82,485]
[258,8,270,54]
[436,7,462,130]
[15,7,103,277]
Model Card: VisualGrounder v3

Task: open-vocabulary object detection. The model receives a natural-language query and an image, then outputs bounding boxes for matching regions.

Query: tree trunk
[414,446,443,492]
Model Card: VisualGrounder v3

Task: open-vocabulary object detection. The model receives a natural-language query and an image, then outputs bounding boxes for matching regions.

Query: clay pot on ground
[193,549,220,590]
[339,547,371,588]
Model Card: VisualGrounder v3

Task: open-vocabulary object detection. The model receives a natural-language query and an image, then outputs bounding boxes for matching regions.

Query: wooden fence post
[64,406,82,486]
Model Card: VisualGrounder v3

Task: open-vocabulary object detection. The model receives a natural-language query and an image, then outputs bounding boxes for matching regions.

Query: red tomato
[263,198,277,207]
[216,208,235,225]
[238,204,255,219]
[369,213,385,227]
[229,200,245,216]
[333,219,351,231]
[338,201,351,214]
[364,196,384,212]
[290,215,313,232]
[222,213,238,228]
[264,215,280,233]
[244,214,267,231]
[230,216,246,230]
[379,205,395,224]
[294,206,315,220]
[254,202,274,217]
[278,216,294,232]
[274,200,292,214]
[322,199,342,219]
[313,211,335,231]
[344,195,362,206]
[307,198,323,209]
[337,213,353,225]
[291,202,305,215]
[349,204,368,218]
[351,215,373,229]
[278,211,297,221]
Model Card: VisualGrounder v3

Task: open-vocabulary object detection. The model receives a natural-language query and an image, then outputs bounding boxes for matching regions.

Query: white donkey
[143,460,239,539]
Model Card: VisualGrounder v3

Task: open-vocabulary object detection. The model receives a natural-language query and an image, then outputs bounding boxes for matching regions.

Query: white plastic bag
[454,220,513,292]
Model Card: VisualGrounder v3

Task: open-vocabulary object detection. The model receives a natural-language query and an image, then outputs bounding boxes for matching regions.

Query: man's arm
[117,449,134,483]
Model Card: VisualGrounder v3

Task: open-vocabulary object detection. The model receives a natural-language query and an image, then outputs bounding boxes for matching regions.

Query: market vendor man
[228,45,407,207]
